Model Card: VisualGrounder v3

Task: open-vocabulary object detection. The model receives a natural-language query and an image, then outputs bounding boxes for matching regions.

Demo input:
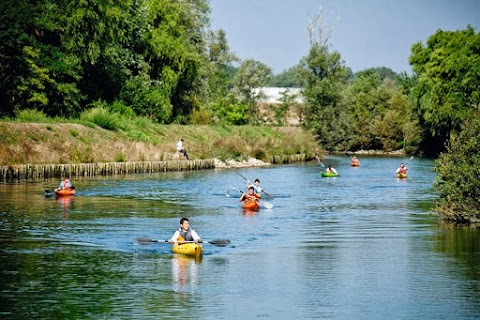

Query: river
[1,156,480,319]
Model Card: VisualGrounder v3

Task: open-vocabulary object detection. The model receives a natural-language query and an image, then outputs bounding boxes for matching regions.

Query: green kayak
[321,172,339,177]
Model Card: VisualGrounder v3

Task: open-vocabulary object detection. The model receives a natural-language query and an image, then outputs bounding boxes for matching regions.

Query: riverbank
[0,122,321,166]
[0,157,279,181]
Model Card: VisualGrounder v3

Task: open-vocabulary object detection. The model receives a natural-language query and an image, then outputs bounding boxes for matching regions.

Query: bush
[80,107,121,131]
[435,113,480,224]
[15,109,49,122]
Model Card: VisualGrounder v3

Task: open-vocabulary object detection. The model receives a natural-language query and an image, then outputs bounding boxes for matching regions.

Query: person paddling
[246,178,263,198]
[396,163,408,175]
[240,186,260,204]
[169,218,202,245]
[326,165,338,175]
[351,156,360,166]
[55,176,73,192]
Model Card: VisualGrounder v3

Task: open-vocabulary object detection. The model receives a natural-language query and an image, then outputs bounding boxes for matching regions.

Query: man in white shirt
[176,138,189,160]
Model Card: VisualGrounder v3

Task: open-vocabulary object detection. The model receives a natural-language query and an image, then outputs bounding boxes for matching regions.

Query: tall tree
[0,0,84,117]
[409,26,480,155]
[299,9,349,151]
[232,59,272,124]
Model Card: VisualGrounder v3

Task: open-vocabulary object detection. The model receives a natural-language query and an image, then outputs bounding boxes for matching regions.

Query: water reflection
[242,208,259,216]
[170,255,202,293]
[55,195,74,220]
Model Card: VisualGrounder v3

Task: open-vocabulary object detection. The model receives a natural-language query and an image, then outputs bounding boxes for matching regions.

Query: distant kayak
[321,172,339,177]
[351,161,360,167]
[54,188,76,196]
[396,173,407,179]
[172,242,203,256]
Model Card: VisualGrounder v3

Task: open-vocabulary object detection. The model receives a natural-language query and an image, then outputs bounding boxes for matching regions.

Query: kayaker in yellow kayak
[396,163,408,175]
[169,218,202,245]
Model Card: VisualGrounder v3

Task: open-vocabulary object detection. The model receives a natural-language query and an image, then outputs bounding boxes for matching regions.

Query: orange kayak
[242,200,259,211]
[55,188,76,196]
[351,161,360,167]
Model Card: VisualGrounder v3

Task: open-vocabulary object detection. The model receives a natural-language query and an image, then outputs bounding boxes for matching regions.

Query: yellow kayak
[172,242,203,256]
[396,173,407,179]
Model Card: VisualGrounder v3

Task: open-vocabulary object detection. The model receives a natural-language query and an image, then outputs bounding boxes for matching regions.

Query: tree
[199,28,239,124]
[232,59,272,124]
[0,0,85,117]
[435,110,480,224]
[409,26,480,155]
[269,66,304,87]
[274,89,298,126]
[355,67,399,82]
[299,9,349,151]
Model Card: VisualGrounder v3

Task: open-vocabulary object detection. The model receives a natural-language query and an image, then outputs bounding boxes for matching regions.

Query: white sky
[209,0,480,74]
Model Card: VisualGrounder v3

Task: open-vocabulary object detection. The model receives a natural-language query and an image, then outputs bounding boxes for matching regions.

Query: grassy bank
[0,117,321,165]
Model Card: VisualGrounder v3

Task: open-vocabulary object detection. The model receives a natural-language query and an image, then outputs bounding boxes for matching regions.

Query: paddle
[136,237,230,247]
[44,186,76,193]
[344,152,352,159]
[236,173,273,199]
[405,156,414,165]
[228,186,274,209]
[317,160,326,168]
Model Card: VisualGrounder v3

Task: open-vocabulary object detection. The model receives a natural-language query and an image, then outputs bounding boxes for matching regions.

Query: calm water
[1,156,480,319]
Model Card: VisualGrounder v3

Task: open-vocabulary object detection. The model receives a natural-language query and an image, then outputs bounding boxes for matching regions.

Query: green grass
[1,110,322,165]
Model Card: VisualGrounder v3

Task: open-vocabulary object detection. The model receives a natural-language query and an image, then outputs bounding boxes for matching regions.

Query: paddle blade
[208,239,231,247]
[260,201,273,209]
[136,237,165,245]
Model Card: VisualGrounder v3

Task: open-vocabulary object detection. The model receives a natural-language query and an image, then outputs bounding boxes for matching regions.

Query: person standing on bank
[169,218,202,244]
[176,138,189,160]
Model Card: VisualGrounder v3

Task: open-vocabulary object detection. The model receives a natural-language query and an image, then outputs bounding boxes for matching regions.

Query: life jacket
[179,229,194,242]
[244,194,258,203]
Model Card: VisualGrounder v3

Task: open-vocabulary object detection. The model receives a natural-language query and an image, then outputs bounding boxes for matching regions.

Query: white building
[252,87,303,104]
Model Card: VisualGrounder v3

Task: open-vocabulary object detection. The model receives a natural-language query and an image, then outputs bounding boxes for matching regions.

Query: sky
[209,0,480,74]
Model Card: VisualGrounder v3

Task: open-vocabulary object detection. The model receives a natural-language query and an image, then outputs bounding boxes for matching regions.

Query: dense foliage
[435,111,480,223]
[409,26,480,155]
[299,44,350,150]
[0,0,219,123]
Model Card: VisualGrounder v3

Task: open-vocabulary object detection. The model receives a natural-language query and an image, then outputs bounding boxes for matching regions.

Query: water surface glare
[1,156,480,319]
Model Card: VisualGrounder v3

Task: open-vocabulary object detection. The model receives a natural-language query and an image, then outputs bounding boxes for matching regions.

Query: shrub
[80,107,121,131]
[115,152,126,162]
[435,113,480,224]
[15,109,49,122]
